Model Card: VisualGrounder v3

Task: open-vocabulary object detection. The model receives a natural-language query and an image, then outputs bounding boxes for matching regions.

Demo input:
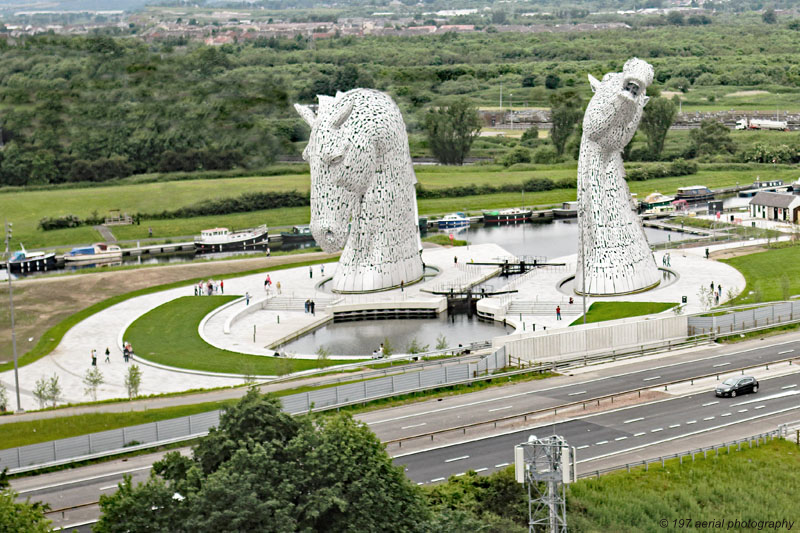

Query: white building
[749,191,800,223]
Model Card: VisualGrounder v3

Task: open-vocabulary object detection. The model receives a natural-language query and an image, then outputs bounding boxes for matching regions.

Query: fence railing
[688,301,800,336]
[577,426,786,479]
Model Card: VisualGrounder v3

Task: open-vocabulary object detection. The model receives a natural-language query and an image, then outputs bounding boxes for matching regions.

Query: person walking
[710,281,715,292]
[276,281,281,294]
[304,299,310,313]
[104,347,110,363]
[91,349,97,366]
[220,279,224,294]
[310,300,316,315]
[266,274,271,286]
[556,306,562,320]
[265,277,269,292]
[194,284,198,296]
[400,280,404,292]
[245,292,251,306]
[309,266,313,279]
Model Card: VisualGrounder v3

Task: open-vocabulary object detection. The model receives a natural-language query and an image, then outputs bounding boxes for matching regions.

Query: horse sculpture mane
[576,58,661,296]
[295,89,423,293]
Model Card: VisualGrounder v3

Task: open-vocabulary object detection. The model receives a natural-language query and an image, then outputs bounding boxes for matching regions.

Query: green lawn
[722,245,800,305]
[126,295,364,375]
[570,301,677,326]
[568,439,800,532]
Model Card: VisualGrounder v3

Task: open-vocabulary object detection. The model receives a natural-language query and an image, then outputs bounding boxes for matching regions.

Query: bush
[501,146,531,167]
[38,214,84,231]
[531,145,561,164]
[626,159,698,181]
[142,191,309,220]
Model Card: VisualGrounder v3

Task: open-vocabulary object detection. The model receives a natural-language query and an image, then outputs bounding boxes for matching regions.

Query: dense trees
[0,471,51,532]
[95,390,430,533]
[548,91,584,157]
[639,97,678,159]
[424,98,481,165]
[689,119,737,157]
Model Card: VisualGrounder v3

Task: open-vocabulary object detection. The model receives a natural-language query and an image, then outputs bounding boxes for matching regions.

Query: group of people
[661,253,672,267]
[91,343,133,366]
[195,279,223,296]
[710,281,723,305]
[371,343,385,360]
[264,275,282,294]
[309,265,325,278]
[304,299,316,315]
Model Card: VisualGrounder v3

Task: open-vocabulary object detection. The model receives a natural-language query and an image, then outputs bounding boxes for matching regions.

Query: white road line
[669,424,681,428]
[99,484,118,491]
[624,417,645,424]
[755,405,766,410]
[702,401,719,407]
[738,409,748,413]
[633,432,646,437]
[721,413,732,417]
[703,416,715,421]
[712,362,731,367]
[417,482,424,486]
[431,477,445,483]
[779,349,794,355]
[401,422,427,430]
[455,472,465,477]
[782,384,797,390]
[16,465,153,494]
[615,436,627,441]
[568,391,587,396]
[474,468,488,473]
[445,455,469,463]
[576,445,590,450]
[488,405,513,412]
[643,376,661,381]
[596,440,608,445]
[495,463,509,468]
[651,428,663,433]
[686,420,697,424]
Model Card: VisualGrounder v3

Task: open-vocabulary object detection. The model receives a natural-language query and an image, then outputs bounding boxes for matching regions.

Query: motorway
[12,333,800,530]
[392,372,800,484]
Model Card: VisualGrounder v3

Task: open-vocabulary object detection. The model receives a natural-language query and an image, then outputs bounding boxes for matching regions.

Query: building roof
[749,191,800,208]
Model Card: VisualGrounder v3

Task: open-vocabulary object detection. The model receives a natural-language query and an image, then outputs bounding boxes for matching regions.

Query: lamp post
[4,221,22,412]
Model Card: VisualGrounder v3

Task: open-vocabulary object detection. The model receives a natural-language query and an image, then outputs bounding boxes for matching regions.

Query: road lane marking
[651,428,663,433]
[417,482,424,485]
[16,465,153,495]
[643,376,661,381]
[686,420,697,424]
[738,409,748,413]
[712,362,730,367]
[669,424,680,428]
[401,423,427,430]
[488,405,513,412]
[568,391,587,396]
[431,477,445,483]
[576,445,589,450]
[475,468,488,473]
[703,416,715,420]
[732,390,799,407]
[634,432,646,437]
[721,413,732,417]
[624,417,644,424]
[755,405,766,410]
[615,436,627,441]
[495,463,509,468]
[782,384,797,390]
[595,441,608,445]
[702,401,719,407]
[445,455,469,463]
[99,484,119,491]
[455,473,465,477]
[779,349,794,355]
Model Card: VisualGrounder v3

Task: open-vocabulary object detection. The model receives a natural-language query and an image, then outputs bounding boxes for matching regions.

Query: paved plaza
[0,239,750,409]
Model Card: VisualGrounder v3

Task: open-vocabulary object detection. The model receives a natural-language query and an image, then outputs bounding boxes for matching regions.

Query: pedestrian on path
[104,347,110,363]
[276,281,281,294]
[91,349,97,366]
[304,299,310,313]
[194,284,198,296]
[556,306,562,320]
[717,283,722,296]
[245,292,251,306]
[710,281,715,292]
[220,280,224,294]
[400,280,404,292]
[310,300,316,315]
[309,266,313,279]
[321,264,325,276]
[266,274,272,286]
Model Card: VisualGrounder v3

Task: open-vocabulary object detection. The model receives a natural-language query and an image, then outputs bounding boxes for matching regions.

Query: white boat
[552,201,579,218]
[437,213,471,229]
[65,243,123,263]
[194,224,268,253]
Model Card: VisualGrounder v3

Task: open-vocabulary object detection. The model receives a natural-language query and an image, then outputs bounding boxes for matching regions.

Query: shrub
[502,147,531,167]
[531,145,561,164]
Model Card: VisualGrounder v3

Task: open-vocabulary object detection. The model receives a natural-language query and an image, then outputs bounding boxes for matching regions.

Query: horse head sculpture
[295,89,423,293]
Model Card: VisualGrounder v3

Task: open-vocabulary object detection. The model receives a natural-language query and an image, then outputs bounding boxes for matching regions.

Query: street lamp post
[4,221,22,412]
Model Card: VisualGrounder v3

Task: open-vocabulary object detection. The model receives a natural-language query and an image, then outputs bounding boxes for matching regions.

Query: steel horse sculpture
[296,89,424,293]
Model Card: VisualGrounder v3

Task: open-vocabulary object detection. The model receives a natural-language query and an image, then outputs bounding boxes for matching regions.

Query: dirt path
[0,252,337,364]
[709,244,766,260]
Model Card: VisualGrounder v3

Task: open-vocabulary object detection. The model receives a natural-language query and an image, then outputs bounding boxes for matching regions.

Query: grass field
[722,246,800,305]
[126,295,363,375]
[2,164,798,249]
[570,301,677,326]
[568,439,800,532]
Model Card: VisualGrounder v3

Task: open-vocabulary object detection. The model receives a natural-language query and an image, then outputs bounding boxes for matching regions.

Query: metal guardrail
[578,426,785,479]
[689,300,800,336]
[383,356,799,448]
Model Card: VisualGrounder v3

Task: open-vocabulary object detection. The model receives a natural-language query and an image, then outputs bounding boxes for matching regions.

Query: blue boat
[5,244,57,274]
[437,213,471,229]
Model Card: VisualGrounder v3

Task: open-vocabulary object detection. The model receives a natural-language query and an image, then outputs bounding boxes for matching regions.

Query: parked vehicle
[735,118,789,131]
[194,224,268,252]
[715,375,759,397]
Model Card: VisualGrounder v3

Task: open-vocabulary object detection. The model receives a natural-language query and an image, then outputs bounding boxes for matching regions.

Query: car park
[715,375,759,398]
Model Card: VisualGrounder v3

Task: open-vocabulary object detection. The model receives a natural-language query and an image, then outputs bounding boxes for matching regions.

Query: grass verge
[721,245,800,305]
[570,301,677,326]
[422,234,468,246]
[0,256,337,373]
[126,295,365,375]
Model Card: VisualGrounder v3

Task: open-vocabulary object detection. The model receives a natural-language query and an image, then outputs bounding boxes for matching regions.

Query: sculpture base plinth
[330,273,425,294]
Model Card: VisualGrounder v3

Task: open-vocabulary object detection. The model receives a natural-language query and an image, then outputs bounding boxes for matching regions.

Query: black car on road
[715,375,759,398]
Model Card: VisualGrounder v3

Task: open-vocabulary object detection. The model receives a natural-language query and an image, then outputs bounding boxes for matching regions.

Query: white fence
[688,301,800,335]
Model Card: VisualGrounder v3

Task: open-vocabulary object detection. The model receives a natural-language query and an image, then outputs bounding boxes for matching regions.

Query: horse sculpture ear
[331,101,354,130]
[294,104,316,127]
[588,74,601,93]
[642,96,650,107]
